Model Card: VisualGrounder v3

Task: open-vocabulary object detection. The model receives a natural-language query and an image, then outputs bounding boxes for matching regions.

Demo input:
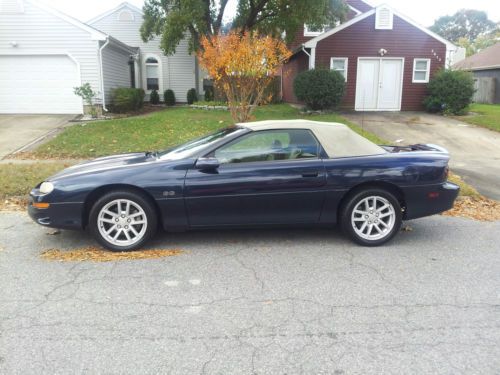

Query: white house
[0,0,200,114]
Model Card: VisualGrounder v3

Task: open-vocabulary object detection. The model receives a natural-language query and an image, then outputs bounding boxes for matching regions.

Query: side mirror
[195,157,220,170]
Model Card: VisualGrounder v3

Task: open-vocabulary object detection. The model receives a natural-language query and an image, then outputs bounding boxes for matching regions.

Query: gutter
[98,37,110,112]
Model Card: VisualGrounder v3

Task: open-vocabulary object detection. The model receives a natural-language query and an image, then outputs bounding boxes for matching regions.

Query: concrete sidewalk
[0,114,75,159]
[343,112,500,200]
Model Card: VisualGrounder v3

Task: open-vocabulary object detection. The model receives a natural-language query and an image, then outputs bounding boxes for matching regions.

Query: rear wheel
[89,190,157,251]
[340,188,402,246]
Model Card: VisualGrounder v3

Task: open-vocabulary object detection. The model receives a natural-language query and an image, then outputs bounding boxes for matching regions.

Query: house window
[117,9,134,21]
[330,58,348,81]
[375,6,393,29]
[413,58,430,83]
[145,57,159,91]
[304,24,326,37]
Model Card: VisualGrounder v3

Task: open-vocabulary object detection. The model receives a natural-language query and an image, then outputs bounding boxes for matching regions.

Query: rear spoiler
[381,143,449,154]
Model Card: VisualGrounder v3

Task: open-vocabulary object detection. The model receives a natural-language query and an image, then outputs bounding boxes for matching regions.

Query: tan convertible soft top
[240,119,386,158]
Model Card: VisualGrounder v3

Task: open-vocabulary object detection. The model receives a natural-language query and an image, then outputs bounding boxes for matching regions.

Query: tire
[340,188,402,246]
[89,190,158,251]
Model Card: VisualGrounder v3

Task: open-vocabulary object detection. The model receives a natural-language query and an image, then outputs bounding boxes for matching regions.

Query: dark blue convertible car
[28,120,459,251]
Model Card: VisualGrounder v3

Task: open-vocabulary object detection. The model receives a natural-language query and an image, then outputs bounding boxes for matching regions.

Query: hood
[49,152,156,181]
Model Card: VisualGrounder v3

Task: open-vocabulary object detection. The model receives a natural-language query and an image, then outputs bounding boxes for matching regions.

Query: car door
[184,129,327,226]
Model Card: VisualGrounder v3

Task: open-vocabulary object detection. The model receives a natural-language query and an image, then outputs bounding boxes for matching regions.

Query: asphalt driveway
[1,212,499,374]
[0,115,74,159]
[343,112,500,200]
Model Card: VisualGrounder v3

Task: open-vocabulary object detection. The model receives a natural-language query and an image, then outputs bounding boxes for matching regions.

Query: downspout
[99,37,110,112]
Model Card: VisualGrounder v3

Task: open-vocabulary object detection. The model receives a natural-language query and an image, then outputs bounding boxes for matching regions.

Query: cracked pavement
[0,212,499,374]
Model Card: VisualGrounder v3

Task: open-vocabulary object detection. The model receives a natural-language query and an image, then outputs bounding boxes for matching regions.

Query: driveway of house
[0,115,75,159]
[1,211,499,374]
[343,112,500,200]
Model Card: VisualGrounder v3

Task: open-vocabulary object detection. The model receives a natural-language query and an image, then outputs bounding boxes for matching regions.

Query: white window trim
[412,58,431,83]
[143,54,162,93]
[304,24,326,37]
[330,57,348,81]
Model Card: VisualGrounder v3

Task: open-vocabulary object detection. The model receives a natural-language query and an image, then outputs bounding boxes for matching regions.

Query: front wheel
[340,189,402,246]
[89,190,158,251]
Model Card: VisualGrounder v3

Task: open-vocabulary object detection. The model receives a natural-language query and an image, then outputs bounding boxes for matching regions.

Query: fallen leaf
[401,225,413,232]
[46,229,61,235]
[40,246,184,262]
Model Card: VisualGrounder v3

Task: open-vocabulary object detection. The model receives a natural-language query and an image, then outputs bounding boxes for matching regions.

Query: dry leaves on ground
[443,196,500,221]
[0,196,28,211]
[40,246,184,262]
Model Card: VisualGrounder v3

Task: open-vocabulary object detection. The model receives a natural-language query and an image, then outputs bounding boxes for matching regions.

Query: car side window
[214,129,320,164]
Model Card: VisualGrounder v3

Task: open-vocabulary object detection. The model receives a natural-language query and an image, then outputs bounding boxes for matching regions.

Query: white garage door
[0,55,82,114]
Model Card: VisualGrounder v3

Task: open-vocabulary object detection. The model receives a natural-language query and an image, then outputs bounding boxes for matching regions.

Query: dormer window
[117,9,134,21]
[304,25,326,37]
[375,7,393,30]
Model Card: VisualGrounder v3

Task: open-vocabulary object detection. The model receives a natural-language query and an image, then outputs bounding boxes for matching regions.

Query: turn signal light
[428,192,440,199]
[33,202,50,209]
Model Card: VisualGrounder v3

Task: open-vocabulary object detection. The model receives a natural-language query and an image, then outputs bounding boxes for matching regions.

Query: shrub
[110,88,145,113]
[164,89,176,106]
[293,69,345,110]
[74,83,97,117]
[187,88,198,104]
[423,69,475,115]
[149,89,160,104]
[204,86,214,101]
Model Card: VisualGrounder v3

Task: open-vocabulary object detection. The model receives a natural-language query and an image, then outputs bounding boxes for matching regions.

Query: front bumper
[28,195,84,230]
[403,181,460,220]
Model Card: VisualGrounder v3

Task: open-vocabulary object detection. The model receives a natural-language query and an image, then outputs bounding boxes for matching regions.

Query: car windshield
[158,127,245,160]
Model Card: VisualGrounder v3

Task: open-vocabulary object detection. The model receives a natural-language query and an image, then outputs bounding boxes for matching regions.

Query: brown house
[282,0,461,111]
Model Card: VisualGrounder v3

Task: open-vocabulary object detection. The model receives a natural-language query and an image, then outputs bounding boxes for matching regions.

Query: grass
[459,103,500,132]
[448,172,480,198]
[0,162,72,199]
[33,104,385,158]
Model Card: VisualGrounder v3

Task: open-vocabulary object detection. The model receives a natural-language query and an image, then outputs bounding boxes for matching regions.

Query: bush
[149,89,160,104]
[204,86,214,102]
[164,89,175,106]
[110,88,145,113]
[187,88,198,104]
[423,69,475,115]
[293,69,345,110]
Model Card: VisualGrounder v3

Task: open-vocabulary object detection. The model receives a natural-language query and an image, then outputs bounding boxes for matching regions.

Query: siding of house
[0,0,102,97]
[313,13,446,110]
[282,52,309,103]
[101,44,132,103]
[89,5,196,102]
[473,69,500,104]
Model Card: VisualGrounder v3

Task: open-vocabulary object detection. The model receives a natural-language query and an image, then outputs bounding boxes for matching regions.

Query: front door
[184,129,327,227]
[355,58,403,111]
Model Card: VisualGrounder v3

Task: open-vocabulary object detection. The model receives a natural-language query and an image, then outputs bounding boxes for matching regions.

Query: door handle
[302,172,319,178]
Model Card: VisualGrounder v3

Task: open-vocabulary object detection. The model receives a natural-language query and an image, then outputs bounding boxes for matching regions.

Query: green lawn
[33,104,385,158]
[460,103,500,132]
[0,162,72,198]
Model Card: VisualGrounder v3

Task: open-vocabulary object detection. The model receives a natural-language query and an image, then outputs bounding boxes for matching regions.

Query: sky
[41,0,500,27]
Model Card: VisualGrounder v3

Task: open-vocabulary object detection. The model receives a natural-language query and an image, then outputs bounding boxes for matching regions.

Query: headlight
[39,182,54,195]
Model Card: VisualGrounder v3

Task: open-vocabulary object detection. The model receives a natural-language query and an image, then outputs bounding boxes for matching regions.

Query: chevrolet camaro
[28,120,459,251]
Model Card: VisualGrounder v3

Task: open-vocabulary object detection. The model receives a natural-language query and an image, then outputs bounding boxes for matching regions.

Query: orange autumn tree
[198,31,291,122]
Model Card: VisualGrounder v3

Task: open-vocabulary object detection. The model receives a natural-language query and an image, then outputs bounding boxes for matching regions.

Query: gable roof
[453,43,500,71]
[87,2,143,24]
[27,0,107,40]
[304,4,456,50]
